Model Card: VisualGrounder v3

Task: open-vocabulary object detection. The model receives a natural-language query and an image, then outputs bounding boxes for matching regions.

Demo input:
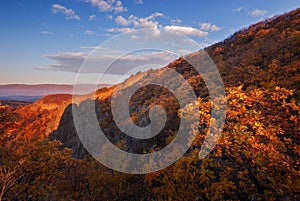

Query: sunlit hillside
[0,8,299,201]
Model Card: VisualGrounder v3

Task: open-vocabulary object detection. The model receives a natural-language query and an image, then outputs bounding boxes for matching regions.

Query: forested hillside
[206,8,300,98]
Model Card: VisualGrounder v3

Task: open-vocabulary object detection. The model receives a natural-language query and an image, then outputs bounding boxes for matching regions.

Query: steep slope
[0,83,112,141]
[206,8,300,98]
[10,94,73,140]
[49,87,115,158]
[52,8,300,157]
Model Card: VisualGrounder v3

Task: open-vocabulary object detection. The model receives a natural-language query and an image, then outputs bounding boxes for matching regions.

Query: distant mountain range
[0,84,109,101]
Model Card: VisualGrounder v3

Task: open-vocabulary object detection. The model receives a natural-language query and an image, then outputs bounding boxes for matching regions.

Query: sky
[0,0,299,85]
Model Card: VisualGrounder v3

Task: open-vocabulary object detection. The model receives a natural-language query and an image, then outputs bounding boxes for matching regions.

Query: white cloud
[111,13,210,39]
[115,12,164,29]
[107,27,135,33]
[128,28,161,40]
[51,4,80,20]
[145,12,165,21]
[233,7,244,12]
[38,25,211,75]
[40,31,54,35]
[199,22,222,32]
[134,0,143,5]
[85,30,96,35]
[170,18,182,24]
[134,19,158,28]
[80,46,98,49]
[114,0,127,12]
[199,23,211,31]
[115,16,130,26]
[210,25,221,32]
[164,25,208,37]
[249,9,268,17]
[89,14,96,21]
[85,0,127,13]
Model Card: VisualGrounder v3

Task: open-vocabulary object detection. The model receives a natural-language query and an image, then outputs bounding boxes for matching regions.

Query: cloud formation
[199,23,222,32]
[170,18,182,24]
[89,14,96,21]
[85,0,127,13]
[85,30,96,35]
[134,0,143,5]
[37,50,177,75]
[51,4,80,20]
[107,27,135,33]
[115,16,130,26]
[249,9,268,17]
[112,13,209,38]
[115,12,164,29]
[164,25,208,37]
[36,52,86,72]
[40,31,54,35]
[233,7,244,12]
[37,26,208,76]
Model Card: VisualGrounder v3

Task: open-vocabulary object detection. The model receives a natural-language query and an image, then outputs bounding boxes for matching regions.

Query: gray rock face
[49,104,87,159]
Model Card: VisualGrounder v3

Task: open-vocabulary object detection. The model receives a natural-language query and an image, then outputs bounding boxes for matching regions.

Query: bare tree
[0,167,22,201]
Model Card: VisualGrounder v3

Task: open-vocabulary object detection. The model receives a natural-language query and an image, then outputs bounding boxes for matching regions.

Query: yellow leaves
[252,121,262,129]
[227,85,245,100]
[294,146,300,156]
[257,28,271,35]
[275,86,281,91]
[290,115,298,122]
[272,86,294,101]
[215,46,224,53]
[214,147,223,158]
[287,99,300,111]
[218,86,299,193]
[276,126,285,135]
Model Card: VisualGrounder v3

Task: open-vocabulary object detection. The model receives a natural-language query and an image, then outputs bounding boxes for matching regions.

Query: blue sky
[0,0,299,84]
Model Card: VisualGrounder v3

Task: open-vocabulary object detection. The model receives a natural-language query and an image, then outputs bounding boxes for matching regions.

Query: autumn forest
[0,8,300,201]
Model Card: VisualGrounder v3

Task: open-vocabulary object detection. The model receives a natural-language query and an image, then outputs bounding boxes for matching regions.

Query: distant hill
[0,84,109,97]
[0,96,42,102]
